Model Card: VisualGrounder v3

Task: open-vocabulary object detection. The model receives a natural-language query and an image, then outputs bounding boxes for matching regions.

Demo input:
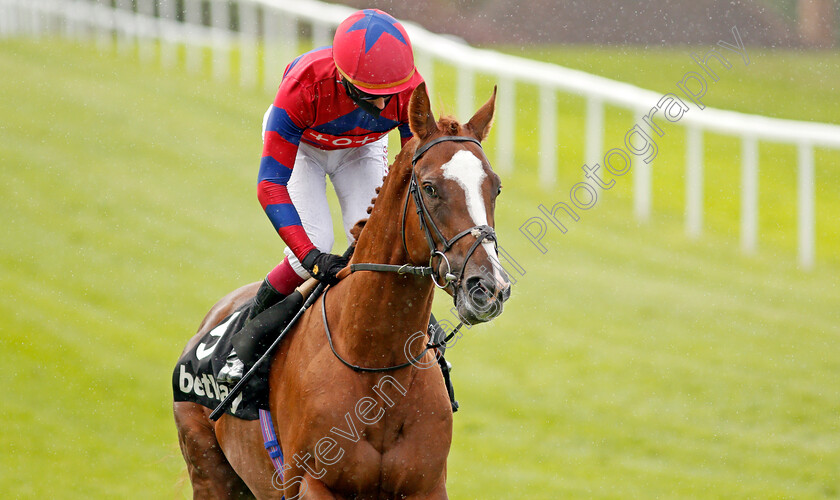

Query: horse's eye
[496,185,502,196]
[423,184,438,198]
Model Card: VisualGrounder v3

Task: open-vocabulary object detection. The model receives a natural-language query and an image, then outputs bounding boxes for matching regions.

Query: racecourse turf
[1,39,838,498]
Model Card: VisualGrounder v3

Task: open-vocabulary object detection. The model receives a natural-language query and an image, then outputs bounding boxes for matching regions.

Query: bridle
[403,136,499,289]
[348,135,498,290]
[324,135,498,373]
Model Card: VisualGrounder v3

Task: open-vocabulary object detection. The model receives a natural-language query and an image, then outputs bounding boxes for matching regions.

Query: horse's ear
[409,82,437,141]
[465,85,496,142]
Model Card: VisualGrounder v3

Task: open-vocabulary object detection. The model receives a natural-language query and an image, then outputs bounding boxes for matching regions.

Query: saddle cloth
[172,304,267,420]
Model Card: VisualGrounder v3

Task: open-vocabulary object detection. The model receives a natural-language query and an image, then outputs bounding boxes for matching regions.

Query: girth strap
[259,409,286,495]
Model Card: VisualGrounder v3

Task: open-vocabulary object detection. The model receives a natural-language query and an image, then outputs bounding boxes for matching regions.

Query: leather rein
[323,135,495,373]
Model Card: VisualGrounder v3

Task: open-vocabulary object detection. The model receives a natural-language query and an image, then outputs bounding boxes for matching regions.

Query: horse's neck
[330,153,435,366]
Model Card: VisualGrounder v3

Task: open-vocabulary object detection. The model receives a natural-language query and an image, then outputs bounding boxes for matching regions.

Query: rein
[321,284,463,373]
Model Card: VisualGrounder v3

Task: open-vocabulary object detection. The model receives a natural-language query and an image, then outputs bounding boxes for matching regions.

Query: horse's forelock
[437,116,461,136]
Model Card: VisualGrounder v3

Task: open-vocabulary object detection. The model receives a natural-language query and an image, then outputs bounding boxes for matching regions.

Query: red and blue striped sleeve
[257,78,317,260]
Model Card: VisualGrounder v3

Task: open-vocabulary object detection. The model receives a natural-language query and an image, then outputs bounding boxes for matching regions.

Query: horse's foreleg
[174,401,253,499]
[279,474,446,500]
[404,480,448,500]
[282,472,341,500]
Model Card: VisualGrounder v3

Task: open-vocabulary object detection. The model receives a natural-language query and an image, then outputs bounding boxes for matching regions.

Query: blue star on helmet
[345,9,407,53]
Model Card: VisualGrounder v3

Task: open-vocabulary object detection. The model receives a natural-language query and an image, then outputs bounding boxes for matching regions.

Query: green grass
[2,38,839,498]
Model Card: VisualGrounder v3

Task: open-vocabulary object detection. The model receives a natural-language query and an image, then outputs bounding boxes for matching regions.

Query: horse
[173,82,512,499]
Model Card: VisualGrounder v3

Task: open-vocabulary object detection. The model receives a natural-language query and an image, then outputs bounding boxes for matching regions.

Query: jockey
[218,9,458,411]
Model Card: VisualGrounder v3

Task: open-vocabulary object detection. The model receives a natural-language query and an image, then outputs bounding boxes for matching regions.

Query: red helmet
[332,9,419,95]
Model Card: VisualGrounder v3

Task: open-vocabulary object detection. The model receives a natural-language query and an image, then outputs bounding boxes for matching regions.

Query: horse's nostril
[465,276,485,291]
[464,276,493,305]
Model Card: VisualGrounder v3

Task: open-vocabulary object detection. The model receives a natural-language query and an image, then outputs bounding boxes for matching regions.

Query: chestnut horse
[174,82,511,499]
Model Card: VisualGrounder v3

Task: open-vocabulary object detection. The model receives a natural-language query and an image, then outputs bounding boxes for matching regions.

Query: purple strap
[259,409,285,477]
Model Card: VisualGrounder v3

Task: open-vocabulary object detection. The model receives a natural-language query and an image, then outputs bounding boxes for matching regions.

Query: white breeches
[262,108,389,278]
[283,141,388,279]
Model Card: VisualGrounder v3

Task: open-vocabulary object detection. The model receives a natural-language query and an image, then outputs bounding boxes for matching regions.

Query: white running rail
[2,0,838,269]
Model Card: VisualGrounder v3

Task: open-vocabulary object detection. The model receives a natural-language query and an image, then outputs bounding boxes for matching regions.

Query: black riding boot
[218,279,287,384]
[430,314,459,413]
[248,278,286,320]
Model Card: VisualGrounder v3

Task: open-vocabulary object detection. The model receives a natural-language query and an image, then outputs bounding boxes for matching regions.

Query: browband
[411,136,482,165]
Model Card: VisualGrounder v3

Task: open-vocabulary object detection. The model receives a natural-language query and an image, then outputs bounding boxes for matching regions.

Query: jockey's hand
[301,249,349,285]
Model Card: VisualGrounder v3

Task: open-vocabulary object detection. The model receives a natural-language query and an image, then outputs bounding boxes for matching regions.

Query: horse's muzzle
[456,272,511,324]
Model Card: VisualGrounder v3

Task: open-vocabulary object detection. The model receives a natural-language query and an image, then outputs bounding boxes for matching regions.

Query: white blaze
[441,150,509,290]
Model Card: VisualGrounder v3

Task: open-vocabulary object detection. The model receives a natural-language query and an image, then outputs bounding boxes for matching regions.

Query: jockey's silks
[258,47,423,259]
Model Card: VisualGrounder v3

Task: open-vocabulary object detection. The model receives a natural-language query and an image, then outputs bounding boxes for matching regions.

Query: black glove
[300,249,349,285]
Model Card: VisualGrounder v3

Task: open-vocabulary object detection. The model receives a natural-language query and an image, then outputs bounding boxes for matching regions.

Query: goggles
[345,81,395,102]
